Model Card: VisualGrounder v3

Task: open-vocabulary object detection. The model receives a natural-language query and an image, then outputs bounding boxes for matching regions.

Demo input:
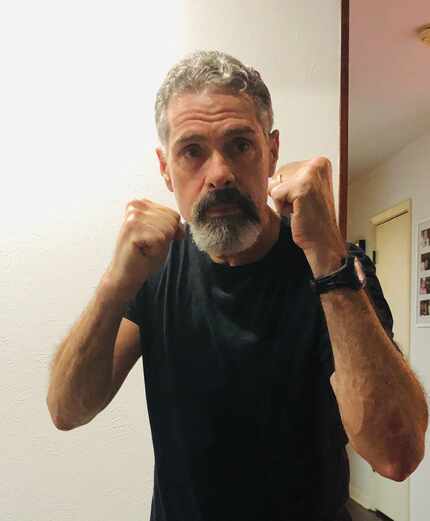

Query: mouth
[206,204,241,217]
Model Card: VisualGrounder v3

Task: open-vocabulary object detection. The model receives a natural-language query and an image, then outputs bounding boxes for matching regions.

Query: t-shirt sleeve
[123,285,146,327]
[347,242,395,341]
[124,298,140,325]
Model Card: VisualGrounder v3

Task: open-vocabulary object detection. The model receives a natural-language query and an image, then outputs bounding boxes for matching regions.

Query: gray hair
[155,50,274,149]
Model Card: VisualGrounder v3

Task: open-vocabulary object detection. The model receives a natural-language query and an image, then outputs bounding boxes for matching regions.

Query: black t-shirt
[125,218,394,521]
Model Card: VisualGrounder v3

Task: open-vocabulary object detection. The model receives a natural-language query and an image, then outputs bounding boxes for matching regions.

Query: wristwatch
[310,254,366,295]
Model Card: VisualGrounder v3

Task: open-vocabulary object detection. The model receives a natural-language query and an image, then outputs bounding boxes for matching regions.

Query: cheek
[173,176,204,220]
[245,172,269,205]
[255,185,270,211]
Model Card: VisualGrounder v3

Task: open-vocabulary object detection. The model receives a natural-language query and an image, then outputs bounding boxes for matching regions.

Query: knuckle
[125,209,141,222]
[312,156,332,173]
[123,213,146,233]
[126,198,150,211]
[126,199,139,210]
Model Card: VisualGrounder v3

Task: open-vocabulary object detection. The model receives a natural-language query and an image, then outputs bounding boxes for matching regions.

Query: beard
[189,186,262,257]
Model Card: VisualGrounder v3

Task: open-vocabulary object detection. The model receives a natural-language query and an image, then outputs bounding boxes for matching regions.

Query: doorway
[370,200,411,521]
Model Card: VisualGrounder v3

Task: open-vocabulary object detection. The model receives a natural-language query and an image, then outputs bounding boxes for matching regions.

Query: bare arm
[46,276,135,430]
[324,287,428,481]
[46,198,185,430]
[269,157,428,482]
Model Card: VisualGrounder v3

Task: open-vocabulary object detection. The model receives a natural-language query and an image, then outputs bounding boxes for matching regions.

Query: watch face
[354,256,367,287]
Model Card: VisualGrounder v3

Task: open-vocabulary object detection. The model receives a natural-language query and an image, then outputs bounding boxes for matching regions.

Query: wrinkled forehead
[165,89,264,144]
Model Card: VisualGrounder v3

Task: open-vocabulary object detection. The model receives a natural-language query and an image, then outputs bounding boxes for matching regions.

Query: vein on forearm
[321,288,427,460]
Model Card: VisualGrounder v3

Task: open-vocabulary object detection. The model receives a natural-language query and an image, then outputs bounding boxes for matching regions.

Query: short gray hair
[155,50,274,148]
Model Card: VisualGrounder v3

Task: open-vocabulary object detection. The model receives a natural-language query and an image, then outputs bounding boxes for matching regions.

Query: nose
[205,151,236,190]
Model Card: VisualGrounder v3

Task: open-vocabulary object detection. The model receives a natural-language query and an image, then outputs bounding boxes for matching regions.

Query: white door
[373,211,411,521]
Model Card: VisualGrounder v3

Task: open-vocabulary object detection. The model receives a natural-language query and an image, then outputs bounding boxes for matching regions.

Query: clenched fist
[268,156,346,277]
[105,199,185,302]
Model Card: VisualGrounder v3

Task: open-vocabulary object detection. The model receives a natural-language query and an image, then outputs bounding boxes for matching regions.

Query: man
[47,51,428,521]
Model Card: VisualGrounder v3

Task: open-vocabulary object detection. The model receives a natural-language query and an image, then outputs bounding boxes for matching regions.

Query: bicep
[104,317,143,407]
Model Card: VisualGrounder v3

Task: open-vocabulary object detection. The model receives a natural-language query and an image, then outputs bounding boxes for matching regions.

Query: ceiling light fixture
[418,24,430,46]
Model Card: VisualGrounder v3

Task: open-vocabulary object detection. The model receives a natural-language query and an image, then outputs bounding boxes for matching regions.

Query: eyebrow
[172,126,257,149]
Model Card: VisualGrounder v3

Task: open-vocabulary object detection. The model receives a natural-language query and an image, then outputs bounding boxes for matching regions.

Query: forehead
[166,90,262,144]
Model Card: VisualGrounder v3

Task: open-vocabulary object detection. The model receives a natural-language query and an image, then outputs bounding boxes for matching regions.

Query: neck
[209,207,281,267]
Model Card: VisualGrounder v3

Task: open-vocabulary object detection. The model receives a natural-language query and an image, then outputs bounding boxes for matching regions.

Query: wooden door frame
[339,0,349,240]
[371,201,411,520]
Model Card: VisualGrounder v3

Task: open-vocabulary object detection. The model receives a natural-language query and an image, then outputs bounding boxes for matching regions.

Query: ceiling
[349,0,430,179]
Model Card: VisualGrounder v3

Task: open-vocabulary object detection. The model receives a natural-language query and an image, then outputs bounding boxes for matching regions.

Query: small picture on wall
[421,252,430,272]
[417,218,430,326]
[420,277,430,295]
[420,300,430,317]
[420,228,430,249]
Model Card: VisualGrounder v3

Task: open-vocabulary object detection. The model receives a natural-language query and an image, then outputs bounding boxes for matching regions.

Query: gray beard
[189,214,262,257]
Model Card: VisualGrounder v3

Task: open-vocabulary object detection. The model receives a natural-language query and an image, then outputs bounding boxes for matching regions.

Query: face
[156,90,279,256]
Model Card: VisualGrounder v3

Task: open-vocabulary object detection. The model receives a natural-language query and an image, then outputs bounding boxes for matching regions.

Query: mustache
[194,187,260,223]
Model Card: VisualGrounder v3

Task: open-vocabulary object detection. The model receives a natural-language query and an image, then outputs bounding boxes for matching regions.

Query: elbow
[53,419,75,431]
[378,463,412,482]
[46,395,77,431]
[46,394,98,431]
[376,436,425,482]
[377,459,418,482]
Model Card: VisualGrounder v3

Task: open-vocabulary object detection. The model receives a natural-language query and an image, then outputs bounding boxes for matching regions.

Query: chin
[189,218,262,257]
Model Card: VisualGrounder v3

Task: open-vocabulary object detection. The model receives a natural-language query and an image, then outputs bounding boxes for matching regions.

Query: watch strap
[310,254,364,295]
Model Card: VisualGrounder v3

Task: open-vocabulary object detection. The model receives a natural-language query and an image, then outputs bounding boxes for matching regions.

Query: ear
[156,147,174,192]
[268,130,280,178]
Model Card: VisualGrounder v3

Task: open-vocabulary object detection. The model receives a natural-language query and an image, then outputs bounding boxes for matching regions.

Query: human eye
[233,137,252,154]
[182,144,202,159]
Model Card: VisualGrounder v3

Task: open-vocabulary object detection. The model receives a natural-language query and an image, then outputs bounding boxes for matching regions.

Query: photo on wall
[417,218,430,326]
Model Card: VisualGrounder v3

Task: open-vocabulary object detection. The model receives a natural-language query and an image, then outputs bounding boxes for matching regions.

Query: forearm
[270,157,427,479]
[47,275,129,430]
[322,287,428,480]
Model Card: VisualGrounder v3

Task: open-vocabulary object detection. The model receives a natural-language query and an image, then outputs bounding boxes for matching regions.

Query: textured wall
[1,1,341,519]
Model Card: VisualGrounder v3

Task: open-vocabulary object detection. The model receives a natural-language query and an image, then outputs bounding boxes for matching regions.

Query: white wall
[348,131,430,520]
[0,1,342,519]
